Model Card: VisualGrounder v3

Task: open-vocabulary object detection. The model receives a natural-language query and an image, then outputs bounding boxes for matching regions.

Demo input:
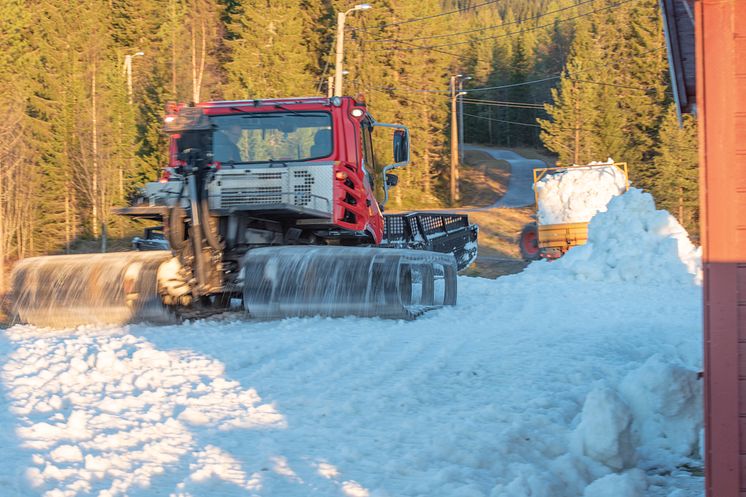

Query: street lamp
[457,75,472,162]
[334,4,372,97]
[122,51,145,104]
[449,74,471,205]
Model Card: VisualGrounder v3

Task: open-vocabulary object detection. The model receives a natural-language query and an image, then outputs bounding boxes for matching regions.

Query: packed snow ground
[0,189,703,497]
[535,161,629,224]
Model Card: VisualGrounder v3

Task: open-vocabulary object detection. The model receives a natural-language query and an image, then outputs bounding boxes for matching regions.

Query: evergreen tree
[538,20,603,165]
[653,105,699,237]
[223,0,318,98]
[0,0,698,261]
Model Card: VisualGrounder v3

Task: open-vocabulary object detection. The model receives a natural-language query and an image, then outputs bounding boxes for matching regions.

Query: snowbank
[0,190,703,497]
[526,188,701,285]
[535,162,628,224]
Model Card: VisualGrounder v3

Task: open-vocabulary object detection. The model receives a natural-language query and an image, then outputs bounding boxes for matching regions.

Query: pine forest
[0,0,698,285]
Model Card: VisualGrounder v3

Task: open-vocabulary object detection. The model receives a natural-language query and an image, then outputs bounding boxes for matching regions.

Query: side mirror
[385,173,398,187]
[393,129,408,164]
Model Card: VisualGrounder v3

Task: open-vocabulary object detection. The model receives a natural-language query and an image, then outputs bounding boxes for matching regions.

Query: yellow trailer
[519,162,629,260]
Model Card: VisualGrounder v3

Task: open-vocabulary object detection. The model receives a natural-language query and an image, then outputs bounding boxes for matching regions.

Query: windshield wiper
[267,159,290,167]
[273,104,304,116]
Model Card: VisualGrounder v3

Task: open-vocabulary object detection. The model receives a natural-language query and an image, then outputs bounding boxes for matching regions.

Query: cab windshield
[211,112,333,163]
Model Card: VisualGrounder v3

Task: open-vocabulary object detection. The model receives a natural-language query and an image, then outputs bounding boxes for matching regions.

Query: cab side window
[361,120,376,189]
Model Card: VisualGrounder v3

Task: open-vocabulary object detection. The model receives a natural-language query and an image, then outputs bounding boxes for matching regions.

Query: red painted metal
[170,97,384,243]
[698,1,746,495]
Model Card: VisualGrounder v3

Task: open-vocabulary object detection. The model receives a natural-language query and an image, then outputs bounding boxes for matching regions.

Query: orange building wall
[698,1,746,496]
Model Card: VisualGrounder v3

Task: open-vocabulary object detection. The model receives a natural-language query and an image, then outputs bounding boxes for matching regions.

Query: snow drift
[526,188,701,285]
[0,191,702,497]
[535,161,628,225]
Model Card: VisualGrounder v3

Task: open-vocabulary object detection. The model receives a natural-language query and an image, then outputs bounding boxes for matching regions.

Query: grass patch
[459,150,511,208]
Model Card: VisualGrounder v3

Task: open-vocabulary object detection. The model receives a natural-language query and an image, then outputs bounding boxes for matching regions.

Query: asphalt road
[463,145,546,209]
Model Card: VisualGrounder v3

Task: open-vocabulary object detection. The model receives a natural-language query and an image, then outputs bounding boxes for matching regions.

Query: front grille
[221,187,284,207]
[253,172,284,180]
[210,163,333,214]
[293,170,314,206]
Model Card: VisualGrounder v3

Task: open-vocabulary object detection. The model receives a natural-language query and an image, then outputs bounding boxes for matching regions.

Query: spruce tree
[538,20,603,165]
[653,105,699,237]
[223,0,318,99]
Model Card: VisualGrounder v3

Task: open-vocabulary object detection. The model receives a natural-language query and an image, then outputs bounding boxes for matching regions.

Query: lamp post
[122,51,145,104]
[457,75,472,162]
[334,4,372,97]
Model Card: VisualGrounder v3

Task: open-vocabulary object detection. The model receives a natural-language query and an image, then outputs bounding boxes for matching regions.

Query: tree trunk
[65,185,70,254]
[171,0,177,97]
[91,64,99,237]
[190,6,206,103]
[678,187,684,223]
[191,13,197,102]
[574,89,580,165]
[0,172,5,293]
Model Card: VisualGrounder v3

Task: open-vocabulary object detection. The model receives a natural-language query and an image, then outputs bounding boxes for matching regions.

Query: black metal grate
[293,170,314,206]
[384,215,406,239]
[381,212,477,271]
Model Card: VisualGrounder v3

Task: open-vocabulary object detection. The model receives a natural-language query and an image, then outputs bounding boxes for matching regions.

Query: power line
[463,46,667,93]
[363,0,637,53]
[462,112,698,152]
[365,85,450,94]
[463,97,545,106]
[465,75,562,92]
[370,95,698,154]
[462,99,545,109]
[568,78,671,94]
[366,0,597,44]
[350,0,500,33]
[362,44,667,108]
[367,87,443,108]
[463,112,543,128]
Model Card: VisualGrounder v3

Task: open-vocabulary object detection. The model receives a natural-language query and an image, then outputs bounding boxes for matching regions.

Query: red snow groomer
[11,96,478,326]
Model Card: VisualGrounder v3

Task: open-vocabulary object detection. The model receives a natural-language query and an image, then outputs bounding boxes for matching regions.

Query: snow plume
[535,163,628,224]
[527,188,701,285]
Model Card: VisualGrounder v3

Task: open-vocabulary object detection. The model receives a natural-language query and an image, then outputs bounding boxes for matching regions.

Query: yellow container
[529,162,629,258]
[537,222,589,257]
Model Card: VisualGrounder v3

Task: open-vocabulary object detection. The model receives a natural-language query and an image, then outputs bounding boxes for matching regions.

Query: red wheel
[519,223,541,260]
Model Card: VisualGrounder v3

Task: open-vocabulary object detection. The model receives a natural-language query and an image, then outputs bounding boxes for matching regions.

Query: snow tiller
[10,97,478,326]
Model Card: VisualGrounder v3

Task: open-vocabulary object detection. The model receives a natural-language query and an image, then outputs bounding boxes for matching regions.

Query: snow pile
[535,163,628,224]
[619,355,703,464]
[1,330,284,496]
[0,187,703,497]
[527,188,701,285]
[568,355,702,497]
[573,386,636,471]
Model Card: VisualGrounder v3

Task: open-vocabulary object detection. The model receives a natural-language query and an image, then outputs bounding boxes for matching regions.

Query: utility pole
[457,75,472,162]
[334,4,372,97]
[450,76,459,205]
[122,51,144,104]
[327,76,334,98]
